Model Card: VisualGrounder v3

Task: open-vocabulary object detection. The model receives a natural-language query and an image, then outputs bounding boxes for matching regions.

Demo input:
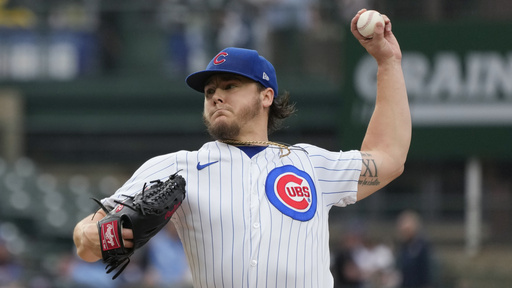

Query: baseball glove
[92,172,186,279]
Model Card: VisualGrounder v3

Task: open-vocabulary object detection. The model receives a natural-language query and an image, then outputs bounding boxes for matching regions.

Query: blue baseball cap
[186,47,278,96]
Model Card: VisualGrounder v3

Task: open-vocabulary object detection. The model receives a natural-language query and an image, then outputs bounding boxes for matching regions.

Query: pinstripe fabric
[103,141,362,288]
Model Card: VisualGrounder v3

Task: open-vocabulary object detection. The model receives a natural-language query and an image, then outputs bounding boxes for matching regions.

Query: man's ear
[261,87,274,108]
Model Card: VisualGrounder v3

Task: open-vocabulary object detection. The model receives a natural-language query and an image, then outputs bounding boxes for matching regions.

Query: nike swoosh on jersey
[196,161,219,170]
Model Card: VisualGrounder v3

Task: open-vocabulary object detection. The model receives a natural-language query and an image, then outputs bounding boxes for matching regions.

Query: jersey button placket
[249,159,261,270]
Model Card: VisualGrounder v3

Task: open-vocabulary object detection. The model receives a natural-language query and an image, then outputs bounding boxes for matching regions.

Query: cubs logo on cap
[213,52,228,65]
[265,165,317,221]
[186,47,279,96]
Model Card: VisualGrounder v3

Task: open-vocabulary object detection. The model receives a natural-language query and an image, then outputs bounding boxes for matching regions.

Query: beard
[204,97,262,140]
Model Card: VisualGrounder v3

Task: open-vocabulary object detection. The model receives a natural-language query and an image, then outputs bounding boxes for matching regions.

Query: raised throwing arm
[351,9,412,200]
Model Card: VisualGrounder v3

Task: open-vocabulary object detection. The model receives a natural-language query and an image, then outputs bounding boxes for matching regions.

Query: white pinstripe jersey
[103,141,362,288]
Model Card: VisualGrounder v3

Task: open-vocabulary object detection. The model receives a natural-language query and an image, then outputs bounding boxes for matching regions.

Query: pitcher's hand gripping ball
[93,172,186,279]
[357,10,385,38]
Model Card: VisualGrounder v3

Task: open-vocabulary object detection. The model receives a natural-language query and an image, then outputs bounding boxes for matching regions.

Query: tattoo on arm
[362,158,377,177]
[359,153,381,186]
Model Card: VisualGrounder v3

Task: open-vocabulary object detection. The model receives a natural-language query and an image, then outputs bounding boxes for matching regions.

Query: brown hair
[257,84,296,134]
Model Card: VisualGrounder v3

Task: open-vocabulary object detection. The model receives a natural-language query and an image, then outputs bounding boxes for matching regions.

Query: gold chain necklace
[220,139,291,157]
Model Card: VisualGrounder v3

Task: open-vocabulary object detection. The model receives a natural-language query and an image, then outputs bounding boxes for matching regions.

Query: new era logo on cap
[186,47,279,96]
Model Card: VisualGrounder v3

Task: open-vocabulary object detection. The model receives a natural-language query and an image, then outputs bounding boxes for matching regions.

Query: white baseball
[356,10,385,38]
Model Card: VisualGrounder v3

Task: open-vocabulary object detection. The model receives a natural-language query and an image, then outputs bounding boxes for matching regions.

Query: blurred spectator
[354,235,398,288]
[142,222,192,288]
[395,210,434,288]
[332,223,398,288]
[0,240,24,287]
[157,0,192,76]
[215,4,254,50]
[331,228,364,288]
[97,10,123,74]
[258,0,316,73]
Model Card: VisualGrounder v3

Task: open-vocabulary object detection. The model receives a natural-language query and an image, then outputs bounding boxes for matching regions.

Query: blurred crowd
[0,207,435,288]
[0,222,192,288]
[0,0,496,81]
[331,210,436,288]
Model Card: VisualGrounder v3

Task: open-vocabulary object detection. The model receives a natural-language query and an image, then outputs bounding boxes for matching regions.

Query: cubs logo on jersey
[265,165,317,221]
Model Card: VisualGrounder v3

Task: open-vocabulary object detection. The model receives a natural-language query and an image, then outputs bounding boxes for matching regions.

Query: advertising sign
[343,21,512,158]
